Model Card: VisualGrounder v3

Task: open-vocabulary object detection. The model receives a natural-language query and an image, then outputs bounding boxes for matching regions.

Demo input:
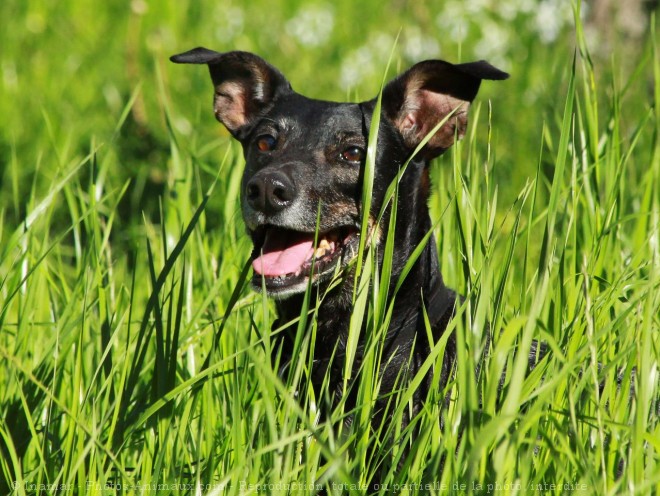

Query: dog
[170,47,508,427]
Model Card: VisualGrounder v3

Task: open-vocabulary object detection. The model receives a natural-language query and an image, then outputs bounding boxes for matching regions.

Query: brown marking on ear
[170,48,292,136]
[387,65,474,158]
[381,59,508,160]
[396,91,469,153]
[206,52,291,134]
[214,81,248,130]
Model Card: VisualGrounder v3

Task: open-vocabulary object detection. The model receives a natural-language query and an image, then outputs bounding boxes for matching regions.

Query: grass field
[1,0,659,494]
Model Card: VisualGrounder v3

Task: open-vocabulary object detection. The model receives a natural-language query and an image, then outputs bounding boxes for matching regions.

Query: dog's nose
[245,170,297,214]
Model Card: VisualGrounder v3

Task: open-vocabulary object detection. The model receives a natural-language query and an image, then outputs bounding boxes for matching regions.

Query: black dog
[170,47,508,424]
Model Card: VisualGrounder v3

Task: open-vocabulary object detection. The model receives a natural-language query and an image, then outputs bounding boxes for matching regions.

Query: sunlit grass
[1,2,659,495]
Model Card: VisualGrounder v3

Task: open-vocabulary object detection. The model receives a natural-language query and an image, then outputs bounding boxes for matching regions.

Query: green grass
[1,1,659,494]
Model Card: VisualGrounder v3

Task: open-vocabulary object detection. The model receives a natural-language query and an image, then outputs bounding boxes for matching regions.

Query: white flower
[338,33,394,90]
[534,0,574,44]
[403,27,441,60]
[473,20,511,67]
[213,6,244,43]
[286,5,335,47]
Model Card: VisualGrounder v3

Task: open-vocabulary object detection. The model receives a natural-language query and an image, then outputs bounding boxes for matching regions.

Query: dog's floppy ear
[382,59,508,159]
[170,47,292,137]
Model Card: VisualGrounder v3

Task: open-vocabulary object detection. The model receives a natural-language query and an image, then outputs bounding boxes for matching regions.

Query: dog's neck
[274,229,455,364]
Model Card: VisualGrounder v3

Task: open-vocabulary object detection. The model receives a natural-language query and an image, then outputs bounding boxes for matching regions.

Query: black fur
[171,47,508,424]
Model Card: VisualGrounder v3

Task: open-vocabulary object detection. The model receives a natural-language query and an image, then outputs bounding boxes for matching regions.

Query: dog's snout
[246,170,297,214]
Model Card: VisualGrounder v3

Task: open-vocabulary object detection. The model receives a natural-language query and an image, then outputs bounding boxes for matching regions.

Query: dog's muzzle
[249,225,360,297]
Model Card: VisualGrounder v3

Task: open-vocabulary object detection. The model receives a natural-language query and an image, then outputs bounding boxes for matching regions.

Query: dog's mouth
[250,225,360,294]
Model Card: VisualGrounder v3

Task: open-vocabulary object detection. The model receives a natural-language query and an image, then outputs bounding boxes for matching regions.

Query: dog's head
[171,48,507,297]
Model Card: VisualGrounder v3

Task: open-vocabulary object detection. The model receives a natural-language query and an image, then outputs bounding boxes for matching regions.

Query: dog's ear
[170,47,292,137]
[381,59,508,159]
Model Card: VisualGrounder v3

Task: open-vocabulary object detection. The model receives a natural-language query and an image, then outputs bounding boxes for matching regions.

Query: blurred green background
[1,1,659,491]
[2,0,655,243]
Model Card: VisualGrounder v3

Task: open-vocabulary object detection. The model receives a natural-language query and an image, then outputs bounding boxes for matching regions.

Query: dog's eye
[256,135,277,152]
[341,146,365,163]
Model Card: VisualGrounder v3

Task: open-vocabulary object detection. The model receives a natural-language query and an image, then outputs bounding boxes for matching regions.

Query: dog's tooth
[313,238,332,258]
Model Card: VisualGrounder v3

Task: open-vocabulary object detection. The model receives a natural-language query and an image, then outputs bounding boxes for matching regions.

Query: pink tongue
[252,231,314,277]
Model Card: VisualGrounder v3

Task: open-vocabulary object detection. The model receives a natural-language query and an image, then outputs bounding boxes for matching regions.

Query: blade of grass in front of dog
[373,107,460,327]
[344,249,372,387]
[344,41,398,387]
[352,97,378,305]
[352,37,399,303]
[375,173,398,325]
[372,110,458,329]
[289,205,323,412]
[374,106,462,230]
